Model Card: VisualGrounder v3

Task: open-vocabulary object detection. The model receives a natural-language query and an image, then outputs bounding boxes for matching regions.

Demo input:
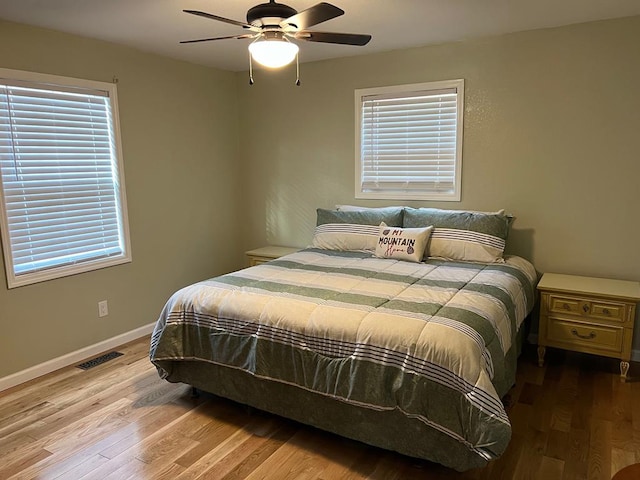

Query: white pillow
[375,222,433,263]
[312,223,380,252]
[403,207,510,263]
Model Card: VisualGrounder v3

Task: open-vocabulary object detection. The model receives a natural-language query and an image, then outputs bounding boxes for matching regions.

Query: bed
[150,207,537,471]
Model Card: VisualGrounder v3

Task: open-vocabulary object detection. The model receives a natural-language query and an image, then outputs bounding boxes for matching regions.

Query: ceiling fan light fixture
[182,2,371,76]
[248,36,299,68]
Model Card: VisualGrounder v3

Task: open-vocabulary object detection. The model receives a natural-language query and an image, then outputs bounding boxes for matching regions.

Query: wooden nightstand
[245,246,299,266]
[537,273,640,381]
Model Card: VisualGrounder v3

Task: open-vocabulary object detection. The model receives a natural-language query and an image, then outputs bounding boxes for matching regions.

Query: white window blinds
[0,70,131,288]
[355,80,464,201]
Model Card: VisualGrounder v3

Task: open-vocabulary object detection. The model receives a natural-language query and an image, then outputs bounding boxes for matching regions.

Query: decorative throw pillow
[375,222,433,263]
[403,207,510,263]
[312,223,380,252]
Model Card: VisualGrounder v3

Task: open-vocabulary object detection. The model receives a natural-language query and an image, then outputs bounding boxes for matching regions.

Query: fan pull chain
[295,51,300,86]
[249,53,254,85]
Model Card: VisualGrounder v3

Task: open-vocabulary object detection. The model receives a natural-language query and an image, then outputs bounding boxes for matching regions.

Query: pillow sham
[312,223,380,252]
[415,206,515,228]
[313,208,404,252]
[403,207,510,263]
[335,205,404,212]
[316,208,404,227]
[375,222,433,263]
[336,205,505,215]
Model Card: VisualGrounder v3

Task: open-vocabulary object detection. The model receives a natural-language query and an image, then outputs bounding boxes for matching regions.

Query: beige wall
[238,15,640,279]
[237,16,640,345]
[2,14,640,379]
[0,21,242,378]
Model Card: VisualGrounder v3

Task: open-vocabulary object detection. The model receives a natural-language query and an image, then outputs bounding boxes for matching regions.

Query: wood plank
[242,429,330,480]
[611,448,636,479]
[546,429,569,461]
[538,456,565,478]
[316,442,376,480]
[562,427,590,480]
[54,453,111,480]
[588,420,612,480]
[220,422,299,480]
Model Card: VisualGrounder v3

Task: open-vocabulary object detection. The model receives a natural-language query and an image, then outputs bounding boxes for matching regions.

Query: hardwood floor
[1,336,639,479]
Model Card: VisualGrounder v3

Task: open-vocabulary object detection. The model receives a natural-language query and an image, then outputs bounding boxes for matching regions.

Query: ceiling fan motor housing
[247,1,297,27]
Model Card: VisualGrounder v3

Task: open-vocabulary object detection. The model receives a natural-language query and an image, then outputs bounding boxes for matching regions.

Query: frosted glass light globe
[249,39,299,68]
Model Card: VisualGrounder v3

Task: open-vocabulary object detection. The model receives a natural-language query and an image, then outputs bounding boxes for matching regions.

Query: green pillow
[316,207,404,227]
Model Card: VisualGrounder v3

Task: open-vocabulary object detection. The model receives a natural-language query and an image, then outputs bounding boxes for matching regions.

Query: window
[0,68,131,288]
[355,79,464,201]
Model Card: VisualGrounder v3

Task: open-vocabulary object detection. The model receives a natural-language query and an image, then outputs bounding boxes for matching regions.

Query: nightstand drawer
[548,294,626,322]
[590,301,625,321]
[546,317,624,353]
[548,295,582,315]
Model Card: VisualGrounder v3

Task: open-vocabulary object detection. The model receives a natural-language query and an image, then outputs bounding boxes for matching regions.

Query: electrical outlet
[98,300,109,317]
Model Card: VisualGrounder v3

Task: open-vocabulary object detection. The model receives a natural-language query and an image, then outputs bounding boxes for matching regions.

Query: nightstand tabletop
[537,273,640,302]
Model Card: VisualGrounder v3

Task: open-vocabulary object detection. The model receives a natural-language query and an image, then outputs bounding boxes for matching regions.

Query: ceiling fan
[181,1,372,84]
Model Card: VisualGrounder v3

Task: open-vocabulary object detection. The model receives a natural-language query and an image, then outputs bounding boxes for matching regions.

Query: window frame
[354,79,464,201]
[0,68,131,288]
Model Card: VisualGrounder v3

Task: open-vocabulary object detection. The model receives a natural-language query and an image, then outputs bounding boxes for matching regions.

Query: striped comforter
[150,248,536,467]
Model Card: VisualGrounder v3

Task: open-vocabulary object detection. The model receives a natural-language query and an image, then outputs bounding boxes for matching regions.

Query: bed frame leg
[190,386,200,398]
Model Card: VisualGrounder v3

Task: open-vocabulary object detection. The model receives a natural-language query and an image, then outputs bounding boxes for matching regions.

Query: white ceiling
[1,0,639,72]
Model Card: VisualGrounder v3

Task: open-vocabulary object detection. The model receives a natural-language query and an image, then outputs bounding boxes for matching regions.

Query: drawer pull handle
[571,329,596,340]
[563,303,571,310]
[602,308,610,315]
[582,304,590,313]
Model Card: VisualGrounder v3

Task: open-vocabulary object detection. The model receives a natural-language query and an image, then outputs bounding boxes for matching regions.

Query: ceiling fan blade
[295,31,371,46]
[282,2,344,30]
[180,34,254,44]
[183,10,257,30]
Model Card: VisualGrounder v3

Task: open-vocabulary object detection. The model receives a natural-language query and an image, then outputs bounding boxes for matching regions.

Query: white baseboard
[527,333,640,362]
[0,322,156,393]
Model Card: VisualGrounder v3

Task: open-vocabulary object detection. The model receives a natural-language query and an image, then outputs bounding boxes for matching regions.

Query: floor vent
[76,351,124,370]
